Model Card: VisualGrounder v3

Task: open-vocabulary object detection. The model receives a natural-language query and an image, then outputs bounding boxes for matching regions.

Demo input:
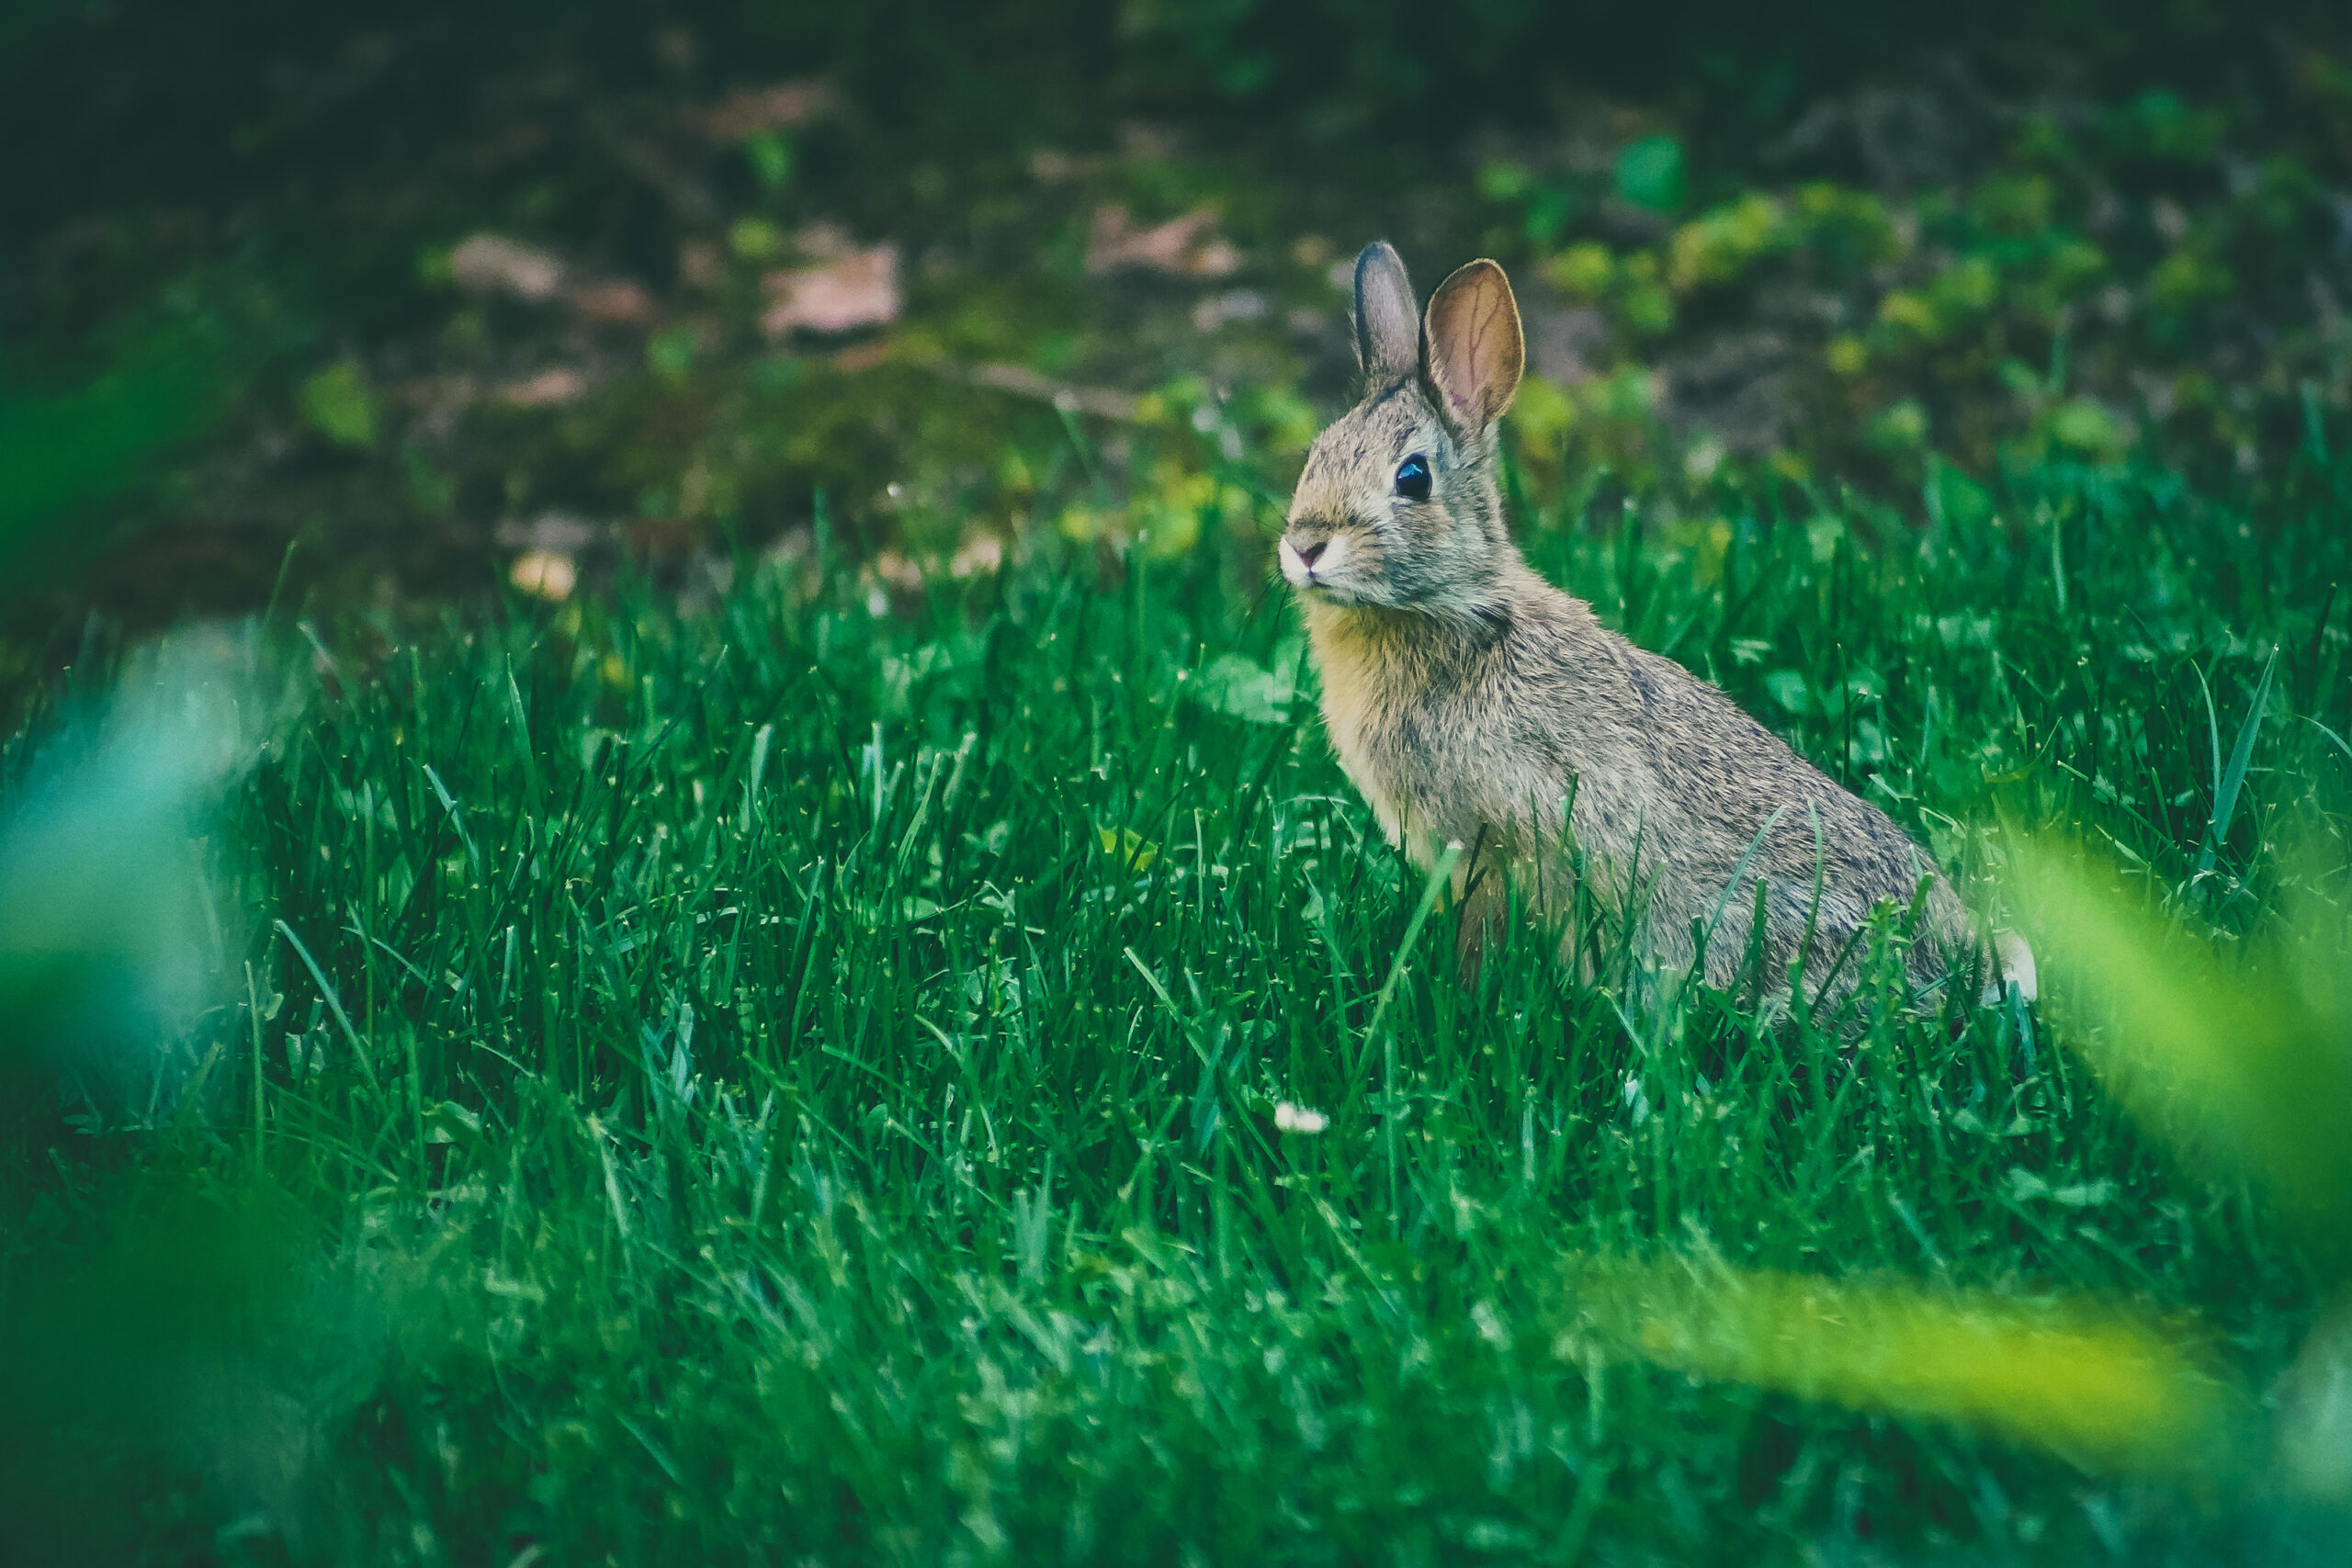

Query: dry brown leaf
[570,282,653,324]
[1029,149,1105,184]
[761,246,900,335]
[792,221,857,260]
[704,80,833,141]
[677,239,722,290]
[509,550,577,602]
[628,516,700,565]
[498,369,589,408]
[495,512,598,553]
[950,534,1005,578]
[967,362,1141,422]
[1193,288,1271,333]
[1086,206,1240,277]
[450,234,566,301]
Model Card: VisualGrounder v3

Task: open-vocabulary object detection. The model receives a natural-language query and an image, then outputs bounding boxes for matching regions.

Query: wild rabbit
[1281,242,2033,1005]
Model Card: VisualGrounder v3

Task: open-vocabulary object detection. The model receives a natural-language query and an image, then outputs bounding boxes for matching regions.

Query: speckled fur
[1283,243,1990,998]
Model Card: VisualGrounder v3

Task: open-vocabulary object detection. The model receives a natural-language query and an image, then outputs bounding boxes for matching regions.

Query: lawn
[10,5,2352,1558]
[8,440,2349,1562]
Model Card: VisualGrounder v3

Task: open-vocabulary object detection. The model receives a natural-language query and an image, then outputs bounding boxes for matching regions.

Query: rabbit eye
[1393,454,1431,502]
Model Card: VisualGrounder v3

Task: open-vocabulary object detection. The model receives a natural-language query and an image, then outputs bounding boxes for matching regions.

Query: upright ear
[1353,242,1419,386]
[1421,259,1524,435]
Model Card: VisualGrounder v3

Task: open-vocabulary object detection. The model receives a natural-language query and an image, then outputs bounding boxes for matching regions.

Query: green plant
[8,434,2347,1559]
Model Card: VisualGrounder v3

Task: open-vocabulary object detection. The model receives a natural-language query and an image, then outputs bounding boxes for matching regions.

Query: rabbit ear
[1353,242,1419,385]
[1421,259,1524,435]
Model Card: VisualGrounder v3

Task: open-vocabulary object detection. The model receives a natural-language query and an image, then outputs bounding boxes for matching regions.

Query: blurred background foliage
[7,0,2352,694]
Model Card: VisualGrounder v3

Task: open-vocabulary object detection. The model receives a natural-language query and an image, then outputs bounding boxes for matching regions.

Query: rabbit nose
[1294,540,1328,569]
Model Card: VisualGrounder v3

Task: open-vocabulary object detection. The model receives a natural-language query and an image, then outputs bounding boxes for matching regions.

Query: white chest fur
[1305,604,1415,855]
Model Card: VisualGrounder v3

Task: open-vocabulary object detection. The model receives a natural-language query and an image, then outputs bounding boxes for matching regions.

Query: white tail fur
[1981,930,2039,1005]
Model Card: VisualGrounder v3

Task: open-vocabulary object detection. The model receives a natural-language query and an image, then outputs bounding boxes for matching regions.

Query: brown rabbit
[1282,242,2032,1004]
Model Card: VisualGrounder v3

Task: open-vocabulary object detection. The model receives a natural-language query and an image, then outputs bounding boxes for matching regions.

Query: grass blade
[2196,649,2275,878]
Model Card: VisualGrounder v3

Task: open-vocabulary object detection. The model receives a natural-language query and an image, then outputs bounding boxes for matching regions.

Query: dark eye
[1394,454,1431,502]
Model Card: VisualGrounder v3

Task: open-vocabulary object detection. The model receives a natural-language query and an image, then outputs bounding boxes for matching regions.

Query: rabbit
[1279,241,2034,1007]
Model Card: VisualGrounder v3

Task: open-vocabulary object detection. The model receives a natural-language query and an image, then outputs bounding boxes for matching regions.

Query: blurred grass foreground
[6,0,2352,1562]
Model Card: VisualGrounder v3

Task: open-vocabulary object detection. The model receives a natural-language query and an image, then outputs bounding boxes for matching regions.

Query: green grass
[8,452,2352,1563]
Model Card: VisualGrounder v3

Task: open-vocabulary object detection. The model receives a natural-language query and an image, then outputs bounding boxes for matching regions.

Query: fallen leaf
[1115,121,1185,159]
[792,221,857,260]
[1086,206,1240,277]
[703,80,833,141]
[450,234,566,301]
[967,363,1140,421]
[676,239,722,289]
[761,528,813,569]
[1029,149,1100,184]
[761,246,900,335]
[498,368,589,407]
[628,517,698,565]
[950,534,1004,578]
[494,513,597,553]
[509,550,577,602]
[1193,288,1271,333]
[570,282,652,324]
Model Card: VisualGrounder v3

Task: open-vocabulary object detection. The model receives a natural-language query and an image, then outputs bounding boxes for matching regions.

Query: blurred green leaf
[1476,161,1531,201]
[2049,398,2127,458]
[0,626,279,1071]
[1668,194,1792,291]
[649,326,697,381]
[1926,456,1996,530]
[1762,669,1811,715]
[1524,186,1574,244]
[297,359,378,450]
[1613,135,1685,213]
[0,1179,312,1559]
[0,336,227,571]
[1190,650,1293,724]
[743,130,794,189]
[2007,836,2352,1252]
[1098,826,1159,872]
[1868,399,1929,452]
[729,218,785,261]
[1576,1254,2251,1474]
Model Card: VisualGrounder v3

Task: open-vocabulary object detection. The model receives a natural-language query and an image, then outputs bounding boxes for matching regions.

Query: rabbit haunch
[1280,241,2029,1001]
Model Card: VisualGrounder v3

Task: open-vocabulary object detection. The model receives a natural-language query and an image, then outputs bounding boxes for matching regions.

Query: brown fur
[1280,243,1998,1001]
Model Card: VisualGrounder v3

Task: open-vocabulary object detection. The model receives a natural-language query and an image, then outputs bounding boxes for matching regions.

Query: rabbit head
[1282,243,1526,618]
